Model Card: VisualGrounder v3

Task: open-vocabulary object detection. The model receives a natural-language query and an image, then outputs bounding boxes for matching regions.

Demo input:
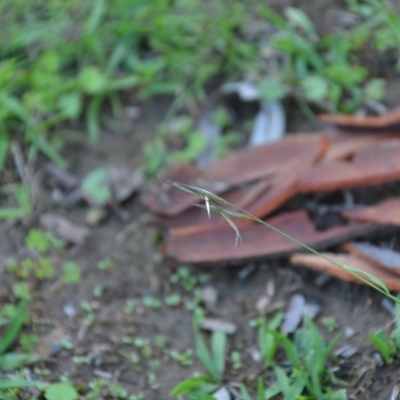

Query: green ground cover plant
[0,0,400,179]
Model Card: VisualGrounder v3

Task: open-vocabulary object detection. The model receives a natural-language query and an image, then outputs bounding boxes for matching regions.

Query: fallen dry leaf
[344,242,400,276]
[323,131,396,162]
[319,106,400,130]
[299,139,400,192]
[40,213,87,245]
[202,133,328,185]
[342,197,400,226]
[141,162,208,216]
[290,252,400,291]
[142,133,328,217]
[164,210,382,265]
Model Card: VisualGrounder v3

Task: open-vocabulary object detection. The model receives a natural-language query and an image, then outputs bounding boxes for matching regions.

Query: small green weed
[170,348,194,367]
[369,297,400,364]
[170,309,227,398]
[0,186,32,221]
[62,261,82,284]
[1,0,398,180]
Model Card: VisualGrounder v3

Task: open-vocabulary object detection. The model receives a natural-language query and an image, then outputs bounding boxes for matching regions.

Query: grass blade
[195,330,219,381]
[211,331,226,379]
[0,301,27,355]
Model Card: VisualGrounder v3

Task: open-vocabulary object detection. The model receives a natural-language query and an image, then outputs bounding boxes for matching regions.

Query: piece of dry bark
[148,141,319,234]
[342,197,400,226]
[299,139,400,192]
[164,210,381,265]
[141,162,204,216]
[323,131,399,162]
[142,133,328,217]
[153,172,298,235]
[319,106,400,130]
[290,252,400,291]
[343,242,400,276]
[201,133,328,185]
[40,213,87,245]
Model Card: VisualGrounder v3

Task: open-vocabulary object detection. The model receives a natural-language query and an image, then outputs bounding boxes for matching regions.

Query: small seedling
[44,382,78,400]
[165,293,182,307]
[93,284,104,297]
[257,312,283,367]
[27,229,64,252]
[81,301,95,326]
[129,394,144,400]
[109,381,128,398]
[369,330,397,364]
[230,350,242,369]
[143,296,161,309]
[134,338,153,358]
[12,283,31,301]
[170,267,198,291]
[322,316,339,332]
[124,299,136,314]
[147,372,157,386]
[122,351,141,372]
[153,335,167,348]
[98,258,113,271]
[20,333,38,352]
[36,258,55,280]
[62,262,82,284]
[170,348,193,366]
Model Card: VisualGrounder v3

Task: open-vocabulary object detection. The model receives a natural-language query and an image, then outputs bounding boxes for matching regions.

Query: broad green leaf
[326,64,368,86]
[44,382,78,400]
[211,331,226,379]
[168,132,207,163]
[285,7,316,37]
[81,168,111,206]
[259,77,286,101]
[274,366,290,394]
[79,67,107,95]
[364,78,386,101]
[301,76,328,101]
[58,93,82,119]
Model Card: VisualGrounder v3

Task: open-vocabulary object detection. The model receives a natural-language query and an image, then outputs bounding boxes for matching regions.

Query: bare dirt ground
[2,95,400,399]
[2,1,400,399]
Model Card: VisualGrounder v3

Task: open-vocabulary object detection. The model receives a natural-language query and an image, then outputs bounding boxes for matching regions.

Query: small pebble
[63,302,77,317]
